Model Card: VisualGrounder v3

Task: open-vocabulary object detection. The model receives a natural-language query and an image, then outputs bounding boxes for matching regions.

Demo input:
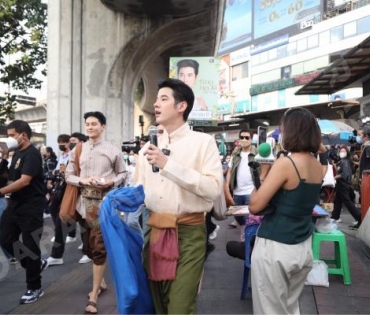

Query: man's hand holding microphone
[145,125,169,172]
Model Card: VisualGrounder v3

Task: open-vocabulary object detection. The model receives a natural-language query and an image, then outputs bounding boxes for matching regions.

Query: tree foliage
[0,0,47,91]
[0,0,47,124]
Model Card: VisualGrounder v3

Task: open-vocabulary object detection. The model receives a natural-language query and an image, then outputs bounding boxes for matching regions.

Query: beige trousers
[251,236,313,315]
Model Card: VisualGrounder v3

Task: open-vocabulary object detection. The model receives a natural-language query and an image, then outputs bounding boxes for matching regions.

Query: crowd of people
[0,78,370,314]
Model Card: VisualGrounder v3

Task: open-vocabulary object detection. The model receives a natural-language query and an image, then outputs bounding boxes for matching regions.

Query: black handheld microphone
[148,125,159,173]
[248,161,261,189]
[248,161,275,215]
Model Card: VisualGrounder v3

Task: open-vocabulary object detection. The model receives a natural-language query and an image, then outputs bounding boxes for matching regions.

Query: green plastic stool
[312,230,352,285]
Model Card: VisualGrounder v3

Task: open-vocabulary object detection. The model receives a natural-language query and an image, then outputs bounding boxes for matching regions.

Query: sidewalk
[1,209,370,314]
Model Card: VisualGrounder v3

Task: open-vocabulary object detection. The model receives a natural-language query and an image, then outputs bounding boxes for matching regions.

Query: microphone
[148,125,159,173]
[248,160,275,215]
[254,142,275,164]
[248,161,261,189]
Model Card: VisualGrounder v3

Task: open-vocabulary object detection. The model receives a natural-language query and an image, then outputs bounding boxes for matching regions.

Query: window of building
[287,42,297,56]
[307,34,319,49]
[259,68,280,84]
[297,38,308,52]
[357,15,370,35]
[343,21,357,38]
[303,56,328,73]
[232,62,249,81]
[319,30,330,46]
[330,25,343,43]
[269,48,277,61]
[260,51,269,64]
[281,66,292,79]
[277,45,287,59]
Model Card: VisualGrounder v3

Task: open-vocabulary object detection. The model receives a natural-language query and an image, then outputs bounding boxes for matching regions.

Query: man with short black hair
[66,111,126,314]
[226,130,257,229]
[138,78,222,314]
[0,120,48,304]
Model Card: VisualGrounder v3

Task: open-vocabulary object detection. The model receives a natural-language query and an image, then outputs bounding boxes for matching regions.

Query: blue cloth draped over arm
[99,185,154,314]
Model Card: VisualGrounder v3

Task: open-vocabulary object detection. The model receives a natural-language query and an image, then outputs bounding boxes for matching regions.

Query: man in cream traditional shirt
[137,78,222,314]
[65,111,125,314]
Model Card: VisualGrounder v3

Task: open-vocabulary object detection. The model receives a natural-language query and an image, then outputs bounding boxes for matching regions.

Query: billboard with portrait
[169,57,221,121]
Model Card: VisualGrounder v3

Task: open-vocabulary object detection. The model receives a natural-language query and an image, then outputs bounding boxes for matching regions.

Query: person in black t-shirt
[0,120,48,304]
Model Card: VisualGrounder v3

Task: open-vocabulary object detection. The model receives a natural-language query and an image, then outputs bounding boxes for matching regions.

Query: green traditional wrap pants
[143,223,207,314]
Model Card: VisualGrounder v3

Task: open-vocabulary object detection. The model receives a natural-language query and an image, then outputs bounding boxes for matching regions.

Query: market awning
[295,35,370,95]
[230,99,359,121]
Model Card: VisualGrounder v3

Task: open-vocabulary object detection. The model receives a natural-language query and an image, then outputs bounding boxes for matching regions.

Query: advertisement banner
[169,57,221,121]
[253,0,322,40]
[218,0,253,55]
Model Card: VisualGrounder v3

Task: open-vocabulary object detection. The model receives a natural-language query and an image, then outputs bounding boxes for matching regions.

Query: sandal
[87,286,107,299]
[85,301,98,314]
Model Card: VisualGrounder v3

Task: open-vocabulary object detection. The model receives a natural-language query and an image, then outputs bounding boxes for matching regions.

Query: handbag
[322,162,336,187]
[59,143,82,223]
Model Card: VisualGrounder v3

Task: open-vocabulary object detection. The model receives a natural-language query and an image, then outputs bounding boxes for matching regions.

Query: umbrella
[269,129,280,141]
[317,120,354,135]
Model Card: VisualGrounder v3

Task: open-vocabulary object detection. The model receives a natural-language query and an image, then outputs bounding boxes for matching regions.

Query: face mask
[339,152,347,159]
[356,136,363,144]
[59,144,67,152]
[5,137,20,151]
[129,156,136,164]
[123,155,128,161]
[239,139,249,147]
[69,143,77,150]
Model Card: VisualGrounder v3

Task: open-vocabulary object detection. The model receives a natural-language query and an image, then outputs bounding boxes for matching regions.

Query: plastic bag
[315,217,337,234]
[305,260,329,287]
[322,163,336,187]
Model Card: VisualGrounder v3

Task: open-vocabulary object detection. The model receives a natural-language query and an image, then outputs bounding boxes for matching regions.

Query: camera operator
[45,134,77,266]
[42,147,57,219]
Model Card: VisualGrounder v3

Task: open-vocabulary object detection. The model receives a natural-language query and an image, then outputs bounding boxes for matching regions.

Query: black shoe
[348,223,360,230]
[206,242,215,258]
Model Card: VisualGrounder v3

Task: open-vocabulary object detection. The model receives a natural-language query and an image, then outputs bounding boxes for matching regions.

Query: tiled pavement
[1,209,370,314]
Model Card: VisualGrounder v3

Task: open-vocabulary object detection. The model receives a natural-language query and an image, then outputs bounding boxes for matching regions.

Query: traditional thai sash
[147,211,204,281]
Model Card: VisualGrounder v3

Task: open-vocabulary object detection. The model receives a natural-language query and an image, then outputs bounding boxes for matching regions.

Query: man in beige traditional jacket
[137,78,222,314]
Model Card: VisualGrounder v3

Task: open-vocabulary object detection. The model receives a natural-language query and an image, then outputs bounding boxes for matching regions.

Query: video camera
[47,170,64,182]
[122,138,140,153]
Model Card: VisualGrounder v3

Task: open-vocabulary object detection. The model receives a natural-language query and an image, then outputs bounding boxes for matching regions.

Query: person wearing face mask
[122,151,129,165]
[226,130,258,230]
[125,151,137,187]
[67,132,91,264]
[45,134,80,267]
[69,132,87,151]
[42,146,58,219]
[0,120,49,304]
[331,146,361,229]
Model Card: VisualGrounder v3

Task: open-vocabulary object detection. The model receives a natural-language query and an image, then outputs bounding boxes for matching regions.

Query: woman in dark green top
[249,108,323,315]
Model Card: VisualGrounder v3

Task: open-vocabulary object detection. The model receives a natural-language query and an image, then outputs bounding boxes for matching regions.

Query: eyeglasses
[240,136,250,140]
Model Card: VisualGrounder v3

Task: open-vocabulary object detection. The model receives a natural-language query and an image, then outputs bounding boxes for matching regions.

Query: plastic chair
[312,230,351,285]
[240,224,259,299]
